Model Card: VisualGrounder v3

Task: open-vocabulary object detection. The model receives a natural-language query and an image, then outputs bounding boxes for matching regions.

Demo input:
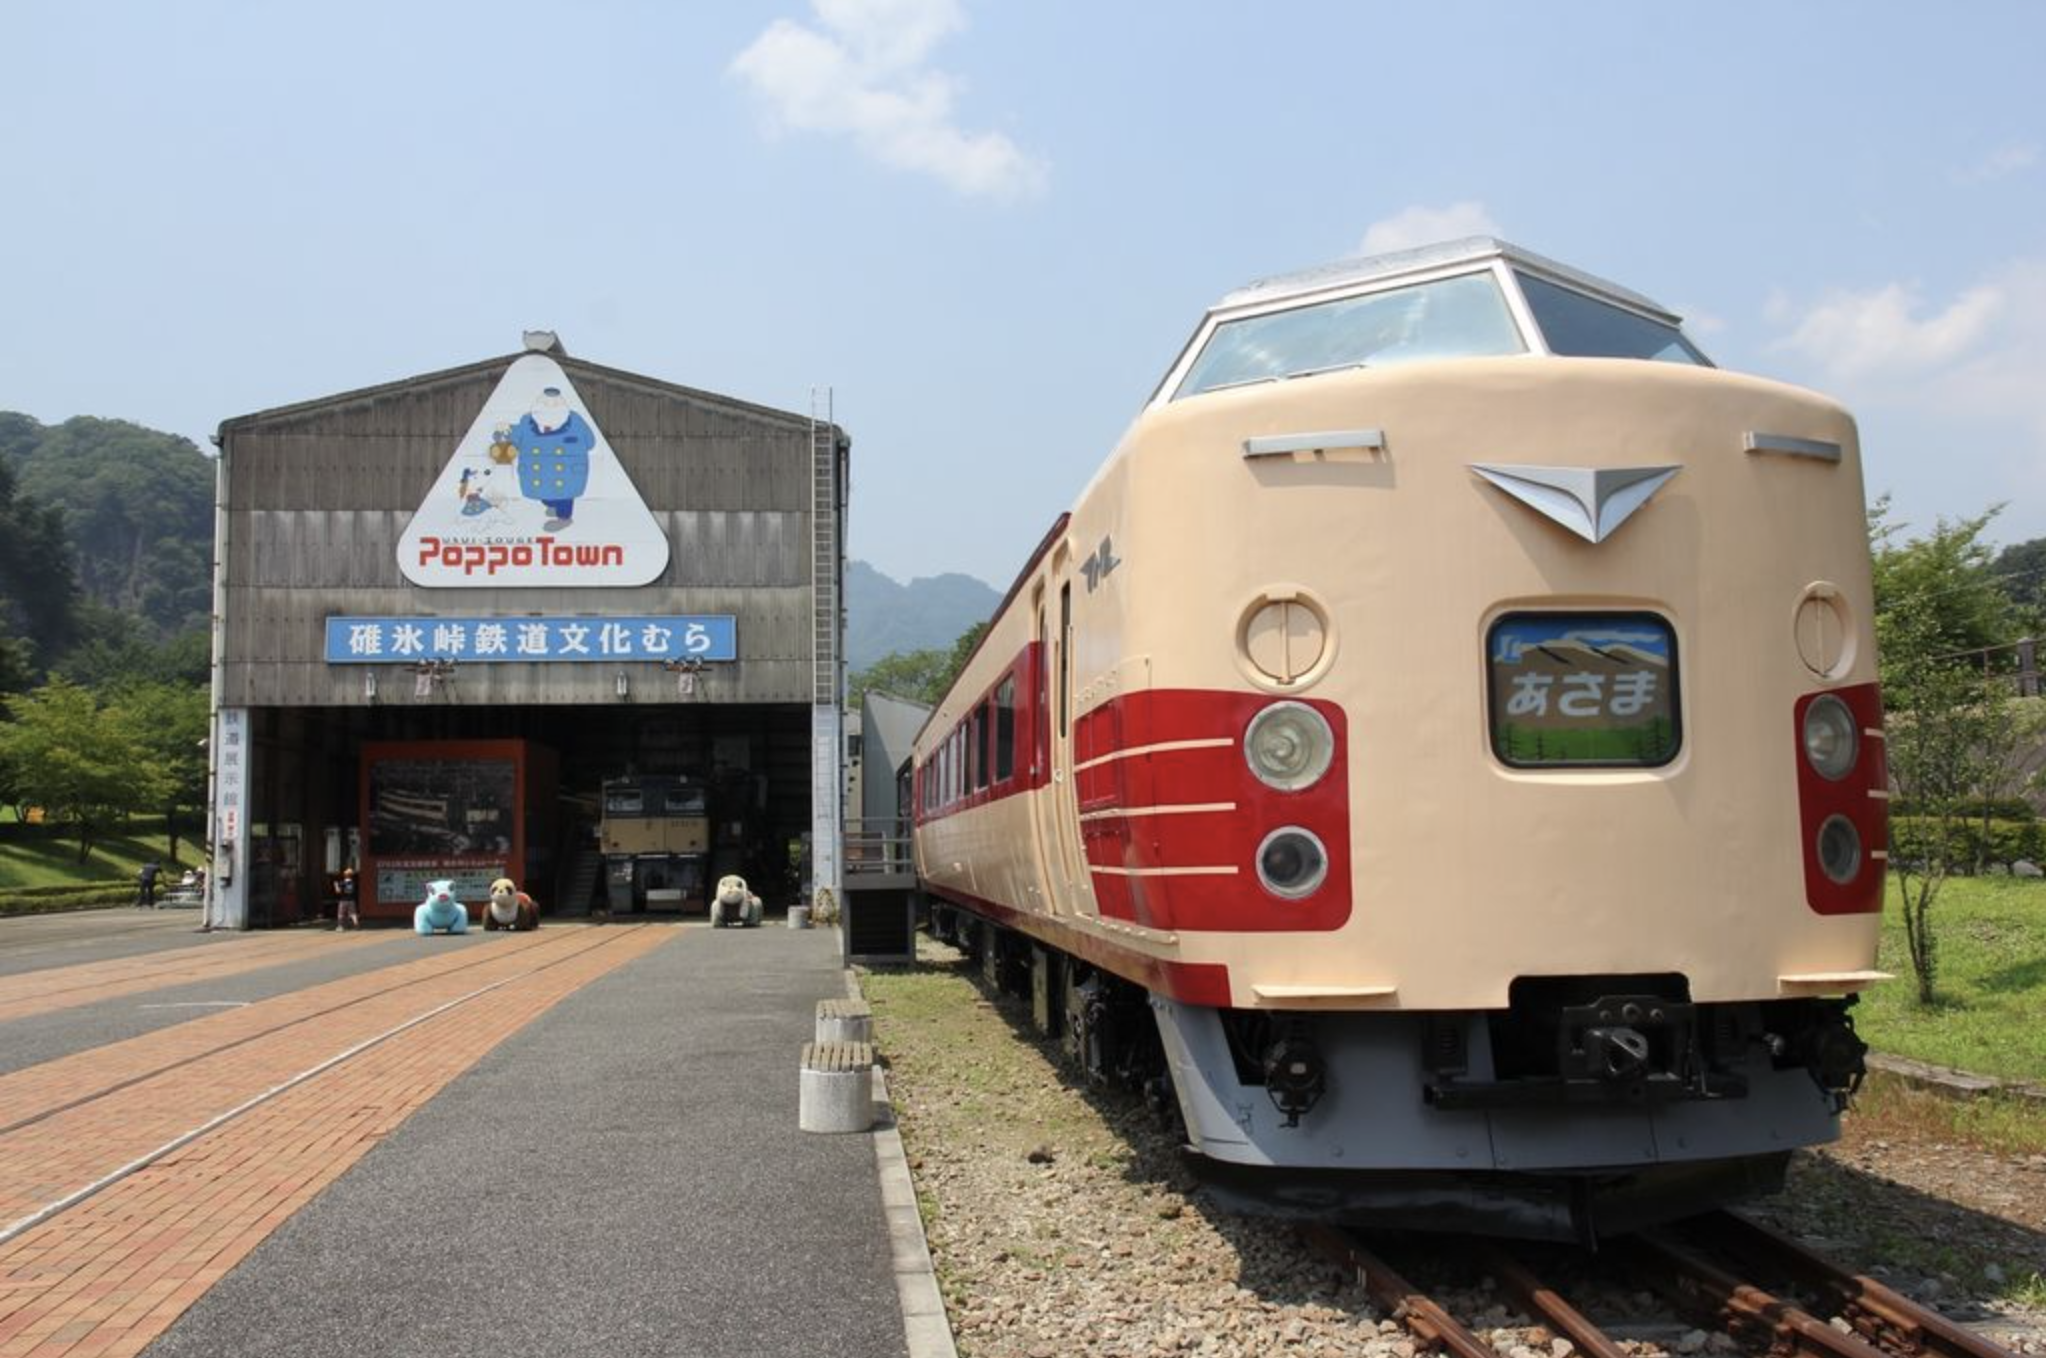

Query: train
[909,238,1887,1243]
[599,774,711,913]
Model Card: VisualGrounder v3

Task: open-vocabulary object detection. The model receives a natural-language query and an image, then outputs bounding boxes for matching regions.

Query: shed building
[204,333,845,929]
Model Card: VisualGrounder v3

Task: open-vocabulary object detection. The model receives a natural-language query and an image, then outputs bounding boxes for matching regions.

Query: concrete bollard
[799,1041,875,1133]
[787,906,811,929]
[816,998,873,1045]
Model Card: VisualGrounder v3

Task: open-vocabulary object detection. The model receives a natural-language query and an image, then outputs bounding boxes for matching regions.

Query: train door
[1025,586,1057,913]
[1044,564,1091,917]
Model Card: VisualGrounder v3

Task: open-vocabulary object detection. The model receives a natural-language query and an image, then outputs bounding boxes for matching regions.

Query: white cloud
[1356,202,1502,256]
[1954,142,2038,185]
[1769,279,2004,380]
[1764,257,2046,545]
[731,0,1048,202]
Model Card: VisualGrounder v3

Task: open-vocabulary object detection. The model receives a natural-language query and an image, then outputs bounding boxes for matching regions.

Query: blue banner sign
[325,615,736,664]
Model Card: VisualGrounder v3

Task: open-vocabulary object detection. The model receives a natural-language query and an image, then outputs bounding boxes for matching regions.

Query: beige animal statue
[484,877,540,931]
[710,874,762,928]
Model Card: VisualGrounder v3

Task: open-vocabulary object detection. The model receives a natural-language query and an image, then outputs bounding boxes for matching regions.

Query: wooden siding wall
[219,359,828,708]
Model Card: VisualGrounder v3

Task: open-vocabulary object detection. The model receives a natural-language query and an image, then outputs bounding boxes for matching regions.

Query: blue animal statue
[414,878,469,935]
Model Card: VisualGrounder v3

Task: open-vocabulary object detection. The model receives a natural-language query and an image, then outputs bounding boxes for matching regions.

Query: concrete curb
[846,969,959,1358]
[1867,1052,2046,1105]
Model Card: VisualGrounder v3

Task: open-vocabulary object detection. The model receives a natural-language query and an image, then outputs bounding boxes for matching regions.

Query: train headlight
[1816,815,1862,885]
[1245,702,1335,791]
[1257,827,1328,899]
[1802,694,1859,781]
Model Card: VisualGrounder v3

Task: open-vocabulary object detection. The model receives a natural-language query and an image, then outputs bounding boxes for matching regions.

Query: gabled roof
[218,346,825,439]
[862,692,935,773]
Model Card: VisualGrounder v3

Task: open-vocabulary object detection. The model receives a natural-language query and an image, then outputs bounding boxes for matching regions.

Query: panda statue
[414,879,469,935]
[710,874,763,928]
[484,877,540,931]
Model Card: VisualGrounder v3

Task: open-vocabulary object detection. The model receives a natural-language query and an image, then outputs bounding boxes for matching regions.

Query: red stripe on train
[1076,690,1350,933]
[1793,682,1887,916]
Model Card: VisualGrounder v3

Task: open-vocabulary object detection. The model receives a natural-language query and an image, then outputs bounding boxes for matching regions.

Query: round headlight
[1245,702,1335,792]
[1817,815,1862,885]
[1802,694,1859,781]
[1257,827,1328,899]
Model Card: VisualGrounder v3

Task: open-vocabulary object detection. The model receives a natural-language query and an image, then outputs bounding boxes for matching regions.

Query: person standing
[136,859,161,909]
[335,866,359,930]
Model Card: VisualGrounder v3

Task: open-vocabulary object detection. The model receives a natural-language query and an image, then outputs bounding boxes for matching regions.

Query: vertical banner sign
[397,354,669,588]
[214,707,250,929]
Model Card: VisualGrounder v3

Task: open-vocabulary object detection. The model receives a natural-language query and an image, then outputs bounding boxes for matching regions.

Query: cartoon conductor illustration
[494,385,591,531]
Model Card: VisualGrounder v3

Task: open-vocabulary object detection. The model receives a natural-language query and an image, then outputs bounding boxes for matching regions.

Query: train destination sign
[324,615,735,664]
[396,353,670,589]
[1486,612,1679,768]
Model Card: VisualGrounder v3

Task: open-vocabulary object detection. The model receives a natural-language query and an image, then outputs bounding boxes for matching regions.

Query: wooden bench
[798,1041,875,1133]
[815,998,873,1045]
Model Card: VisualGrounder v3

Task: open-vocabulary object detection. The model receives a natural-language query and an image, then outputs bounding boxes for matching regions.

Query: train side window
[994,676,1016,782]
[973,700,991,791]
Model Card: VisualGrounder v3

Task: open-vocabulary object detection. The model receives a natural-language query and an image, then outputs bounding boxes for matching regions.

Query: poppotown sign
[397,354,669,587]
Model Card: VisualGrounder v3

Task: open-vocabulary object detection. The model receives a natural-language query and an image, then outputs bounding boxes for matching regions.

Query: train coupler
[1261,1020,1327,1128]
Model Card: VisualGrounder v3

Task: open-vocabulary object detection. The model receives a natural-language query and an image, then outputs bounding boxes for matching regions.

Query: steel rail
[1687,1211,2018,1358]
[1632,1229,1895,1358]
[1300,1225,1505,1358]
[1475,1242,1633,1358]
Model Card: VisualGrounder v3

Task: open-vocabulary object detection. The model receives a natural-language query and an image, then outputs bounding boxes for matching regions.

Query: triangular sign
[398,355,669,588]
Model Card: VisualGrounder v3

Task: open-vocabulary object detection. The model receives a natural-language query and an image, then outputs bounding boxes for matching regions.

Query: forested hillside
[0,412,213,687]
[0,414,213,636]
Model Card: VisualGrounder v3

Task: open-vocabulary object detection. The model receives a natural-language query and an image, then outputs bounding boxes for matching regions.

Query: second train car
[910,238,1886,1242]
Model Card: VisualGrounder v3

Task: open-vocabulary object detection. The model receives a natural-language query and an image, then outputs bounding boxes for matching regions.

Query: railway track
[0,924,657,1244]
[1304,1210,2026,1358]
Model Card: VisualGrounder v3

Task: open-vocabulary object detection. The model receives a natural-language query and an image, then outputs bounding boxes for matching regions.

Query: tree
[848,620,990,709]
[106,681,209,862]
[0,678,171,862]
[53,604,209,689]
[1873,503,2030,1004]
[0,455,80,667]
[1992,535,2046,617]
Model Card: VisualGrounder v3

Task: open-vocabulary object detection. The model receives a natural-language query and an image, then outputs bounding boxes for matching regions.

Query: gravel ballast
[865,942,2046,1358]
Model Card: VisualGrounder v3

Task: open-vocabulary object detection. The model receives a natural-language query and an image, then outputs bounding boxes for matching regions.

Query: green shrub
[1889,797,2039,822]
[1889,816,2046,872]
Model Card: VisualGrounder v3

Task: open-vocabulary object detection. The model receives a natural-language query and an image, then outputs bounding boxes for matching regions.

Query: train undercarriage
[928,901,1868,1244]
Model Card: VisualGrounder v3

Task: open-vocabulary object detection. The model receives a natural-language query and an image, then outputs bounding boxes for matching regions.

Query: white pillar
[209,706,252,931]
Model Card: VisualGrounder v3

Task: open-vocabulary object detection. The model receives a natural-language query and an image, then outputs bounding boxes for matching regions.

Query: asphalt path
[141,925,908,1358]
[0,907,241,980]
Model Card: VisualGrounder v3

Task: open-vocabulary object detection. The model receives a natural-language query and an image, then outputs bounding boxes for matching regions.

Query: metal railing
[844,818,915,879]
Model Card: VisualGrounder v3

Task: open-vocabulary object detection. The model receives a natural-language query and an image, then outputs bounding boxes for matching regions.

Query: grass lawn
[1853,874,2046,1085]
[0,813,203,896]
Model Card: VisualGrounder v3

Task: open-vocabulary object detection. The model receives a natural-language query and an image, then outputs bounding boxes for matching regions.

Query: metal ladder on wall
[809,389,843,901]
[810,388,839,708]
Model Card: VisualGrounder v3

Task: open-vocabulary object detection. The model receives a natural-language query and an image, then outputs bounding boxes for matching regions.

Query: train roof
[1213,237,1680,325]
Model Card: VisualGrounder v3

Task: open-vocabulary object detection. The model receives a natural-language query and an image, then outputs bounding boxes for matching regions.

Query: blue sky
[8,2,2044,590]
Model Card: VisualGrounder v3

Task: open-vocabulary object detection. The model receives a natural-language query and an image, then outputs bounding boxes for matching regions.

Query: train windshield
[1516,273,1710,366]
[1175,271,1524,399]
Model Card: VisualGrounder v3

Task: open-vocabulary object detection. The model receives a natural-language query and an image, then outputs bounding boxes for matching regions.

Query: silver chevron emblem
[1469,463,1681,543]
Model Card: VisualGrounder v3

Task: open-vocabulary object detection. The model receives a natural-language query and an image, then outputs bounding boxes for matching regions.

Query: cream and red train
[909,238,1886,1241]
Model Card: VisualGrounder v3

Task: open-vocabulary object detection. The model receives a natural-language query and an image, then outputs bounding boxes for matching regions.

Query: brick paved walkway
[0,924,676,1357]
[0,932,385,1025]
